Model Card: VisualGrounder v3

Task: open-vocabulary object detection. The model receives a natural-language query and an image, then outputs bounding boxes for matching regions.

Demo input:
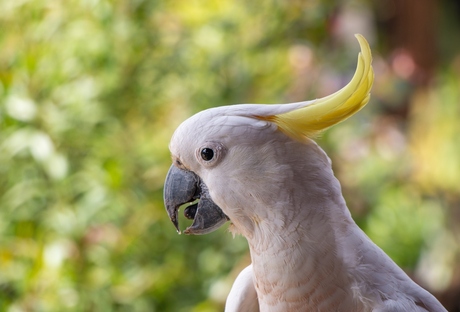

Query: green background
[1,0,459,311]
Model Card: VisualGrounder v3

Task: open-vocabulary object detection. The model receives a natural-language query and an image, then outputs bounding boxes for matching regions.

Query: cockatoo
[163,35,446,312]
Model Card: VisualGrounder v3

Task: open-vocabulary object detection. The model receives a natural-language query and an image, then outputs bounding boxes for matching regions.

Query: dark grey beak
[163,165,229,235]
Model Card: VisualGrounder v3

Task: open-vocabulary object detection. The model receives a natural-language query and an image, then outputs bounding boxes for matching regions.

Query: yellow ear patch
[258,34,374,141]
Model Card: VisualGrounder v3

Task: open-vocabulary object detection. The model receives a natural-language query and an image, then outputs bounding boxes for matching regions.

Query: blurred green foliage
[0,0,459,311]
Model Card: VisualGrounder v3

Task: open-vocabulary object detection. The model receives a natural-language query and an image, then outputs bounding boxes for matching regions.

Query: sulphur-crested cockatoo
[164,35,446,311]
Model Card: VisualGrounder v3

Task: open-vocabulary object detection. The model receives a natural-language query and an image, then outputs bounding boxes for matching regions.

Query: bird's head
[164,34,373,236]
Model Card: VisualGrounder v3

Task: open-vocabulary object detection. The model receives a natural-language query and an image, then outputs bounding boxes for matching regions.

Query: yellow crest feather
[259,34,374,141]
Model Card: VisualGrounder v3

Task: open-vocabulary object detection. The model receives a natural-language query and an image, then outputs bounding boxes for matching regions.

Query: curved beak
[163,165,229,235]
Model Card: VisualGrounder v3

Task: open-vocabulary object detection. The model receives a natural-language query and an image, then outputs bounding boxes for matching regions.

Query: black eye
[200,148,214,161]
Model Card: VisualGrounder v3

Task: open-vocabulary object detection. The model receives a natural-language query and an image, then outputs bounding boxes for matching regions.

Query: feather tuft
[257,34,374,141]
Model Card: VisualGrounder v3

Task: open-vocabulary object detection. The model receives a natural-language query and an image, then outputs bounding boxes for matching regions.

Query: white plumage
[164,35,446,311]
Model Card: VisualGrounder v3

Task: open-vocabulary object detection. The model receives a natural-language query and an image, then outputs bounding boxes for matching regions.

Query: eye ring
[196,142,226,167]
[200,148,214,161]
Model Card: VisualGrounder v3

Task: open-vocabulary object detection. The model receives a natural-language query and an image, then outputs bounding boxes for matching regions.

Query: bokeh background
[1,0,459,311]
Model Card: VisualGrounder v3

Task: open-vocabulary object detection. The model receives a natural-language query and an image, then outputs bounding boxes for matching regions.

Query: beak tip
[170,214,181,234]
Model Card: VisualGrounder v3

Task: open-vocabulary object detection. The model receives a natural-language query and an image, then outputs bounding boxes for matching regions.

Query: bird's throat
[245,192,362,311]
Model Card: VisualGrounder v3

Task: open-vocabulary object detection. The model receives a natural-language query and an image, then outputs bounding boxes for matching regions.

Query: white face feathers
[165,34,373,235]
[164,35,447,312]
